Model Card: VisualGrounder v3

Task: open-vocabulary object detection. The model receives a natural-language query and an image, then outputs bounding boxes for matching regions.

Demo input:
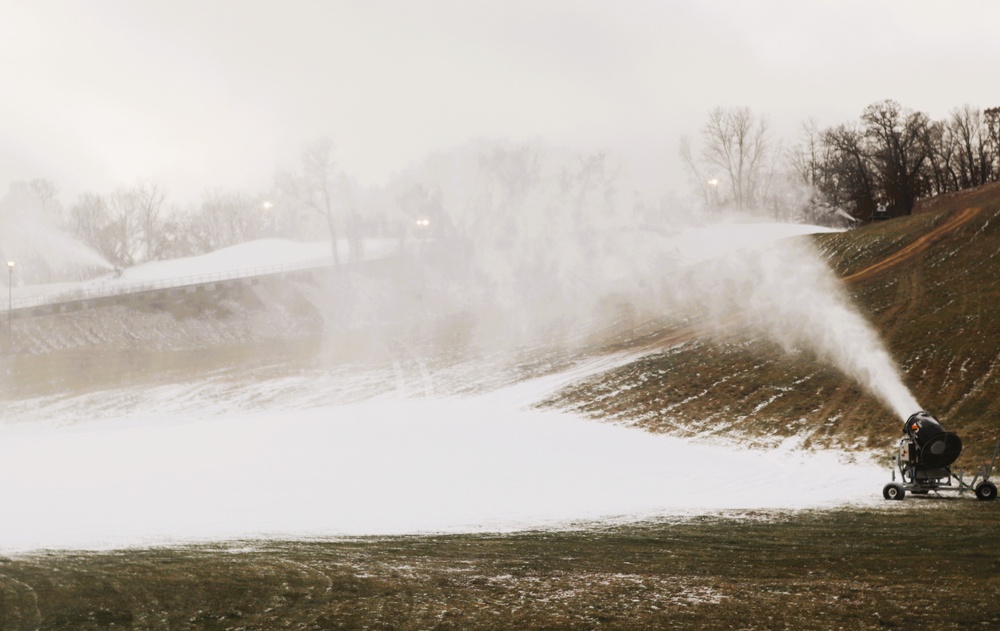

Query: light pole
[707,178,719,212]
[7,260,14,353]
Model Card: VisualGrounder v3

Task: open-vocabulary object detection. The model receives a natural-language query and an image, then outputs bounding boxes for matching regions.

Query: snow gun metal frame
[883,411,998,501]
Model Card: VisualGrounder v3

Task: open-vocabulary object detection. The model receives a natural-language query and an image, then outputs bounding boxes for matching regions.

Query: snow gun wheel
[883,483,905,500]
[975,481,997,501]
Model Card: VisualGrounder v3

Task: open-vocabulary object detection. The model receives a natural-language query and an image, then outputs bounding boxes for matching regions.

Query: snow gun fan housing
[883,411,998,501]
[902,411,962,472]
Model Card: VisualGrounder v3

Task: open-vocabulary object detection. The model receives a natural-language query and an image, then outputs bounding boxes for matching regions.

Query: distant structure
[872,203,891,222]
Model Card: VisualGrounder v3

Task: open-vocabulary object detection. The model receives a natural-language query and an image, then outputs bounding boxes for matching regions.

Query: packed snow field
[0,223,891,553]
[0,375,886,553]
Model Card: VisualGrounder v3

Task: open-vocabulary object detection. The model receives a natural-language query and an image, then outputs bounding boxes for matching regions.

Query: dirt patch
[841,206,982,284]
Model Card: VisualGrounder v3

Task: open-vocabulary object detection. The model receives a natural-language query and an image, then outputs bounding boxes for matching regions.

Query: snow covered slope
[0,371,885,553]
[0,224,896,553]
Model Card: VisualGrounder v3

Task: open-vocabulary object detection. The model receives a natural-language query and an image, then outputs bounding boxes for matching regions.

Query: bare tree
[107,188,142,266]
[467,142,544,246]
[156,209,202,259]
[69,193,117,263]
[819,123,879,220]
[924,119,959,195]
[136,181,167,261]
[787,120,822,189]
[784,120,831,222]
[104,181,169,265]
[682,107,776,213]
[195,191,271,250]
[4,179,62,220]
[337,173,375,262]
[30,179,61,218]
[949,105,993,188]
[479,142,542,208]
[861,100,932,217]
[275,137,341,264]
[561,151,620,219]
[679,136,715,211]
[985,107,1000,180]
[703,107,772,211]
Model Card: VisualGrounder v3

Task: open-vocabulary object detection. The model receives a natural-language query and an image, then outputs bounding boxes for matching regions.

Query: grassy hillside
[0,505,997,630]
[544,182,1000,464]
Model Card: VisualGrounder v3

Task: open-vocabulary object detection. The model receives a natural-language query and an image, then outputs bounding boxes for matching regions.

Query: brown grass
[2,504,998,630]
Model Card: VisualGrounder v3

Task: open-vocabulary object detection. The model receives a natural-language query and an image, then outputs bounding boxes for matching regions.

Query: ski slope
[0,223,889,553]
[0,379,886,553]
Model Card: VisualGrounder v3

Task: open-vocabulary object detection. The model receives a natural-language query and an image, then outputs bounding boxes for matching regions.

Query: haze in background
[675,231,921,420]
[0,186,113,284]
[2,0,998,203]
[304,139,921,420]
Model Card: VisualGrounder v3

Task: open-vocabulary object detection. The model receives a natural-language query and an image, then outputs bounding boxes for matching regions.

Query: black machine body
[883,412,998,501]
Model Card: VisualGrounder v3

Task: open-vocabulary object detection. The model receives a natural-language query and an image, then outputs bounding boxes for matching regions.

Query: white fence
[1,257,335,313]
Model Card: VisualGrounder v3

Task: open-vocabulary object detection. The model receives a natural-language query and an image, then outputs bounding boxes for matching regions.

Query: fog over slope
[549,185,1000,460]
[0,200,907,550]
[7,148,996,553]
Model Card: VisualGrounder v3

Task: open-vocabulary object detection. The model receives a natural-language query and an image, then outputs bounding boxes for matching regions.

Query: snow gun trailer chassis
[883,436,999,501]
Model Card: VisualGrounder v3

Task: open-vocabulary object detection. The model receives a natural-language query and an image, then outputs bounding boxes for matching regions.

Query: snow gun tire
[975,481,997,501]
[883,483,905,500]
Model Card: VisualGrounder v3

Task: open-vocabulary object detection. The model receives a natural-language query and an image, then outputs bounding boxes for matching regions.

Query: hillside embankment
[0,256,454,398]
[547,182,1000,463]
[4,184,1000,463]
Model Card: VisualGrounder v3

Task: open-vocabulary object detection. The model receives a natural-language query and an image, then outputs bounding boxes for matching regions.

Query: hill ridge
[4,184,1000,464]
[546,184,1000,463]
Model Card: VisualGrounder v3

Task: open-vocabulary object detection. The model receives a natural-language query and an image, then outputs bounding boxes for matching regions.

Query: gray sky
[2,0,998,204]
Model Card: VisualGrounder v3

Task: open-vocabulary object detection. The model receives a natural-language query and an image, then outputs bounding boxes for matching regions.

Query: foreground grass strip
[1,504,998,630]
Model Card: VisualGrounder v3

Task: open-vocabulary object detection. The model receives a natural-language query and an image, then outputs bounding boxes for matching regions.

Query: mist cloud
[330,139,920,421]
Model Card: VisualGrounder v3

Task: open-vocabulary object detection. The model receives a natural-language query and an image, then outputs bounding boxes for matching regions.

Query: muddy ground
[1,502,997,630]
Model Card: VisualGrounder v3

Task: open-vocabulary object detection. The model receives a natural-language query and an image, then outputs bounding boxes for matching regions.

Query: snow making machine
[883,411,998,501]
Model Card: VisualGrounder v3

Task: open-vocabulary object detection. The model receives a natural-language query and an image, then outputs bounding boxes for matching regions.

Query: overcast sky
[2,0,998,205]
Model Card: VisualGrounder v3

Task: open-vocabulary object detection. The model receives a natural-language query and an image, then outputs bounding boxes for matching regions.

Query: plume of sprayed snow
[0,190,113,284]
[336,139,919,420]
[669,225,921,420]
[380,139,677,347]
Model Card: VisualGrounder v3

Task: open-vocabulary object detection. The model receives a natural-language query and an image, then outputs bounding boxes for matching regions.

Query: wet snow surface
[0,227,887,553]
[0,385,885,553]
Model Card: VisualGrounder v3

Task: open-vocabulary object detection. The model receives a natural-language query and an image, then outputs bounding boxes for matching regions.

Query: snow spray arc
[380,139,920,419]
[671,230,920,420]
[1,191,115,283]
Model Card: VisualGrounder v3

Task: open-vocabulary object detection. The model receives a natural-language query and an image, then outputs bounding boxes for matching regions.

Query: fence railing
[1,256,336,312]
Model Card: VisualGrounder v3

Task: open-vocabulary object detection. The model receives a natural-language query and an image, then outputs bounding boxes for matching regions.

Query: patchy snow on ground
[0,376,887,553]
[0,223,890,553]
